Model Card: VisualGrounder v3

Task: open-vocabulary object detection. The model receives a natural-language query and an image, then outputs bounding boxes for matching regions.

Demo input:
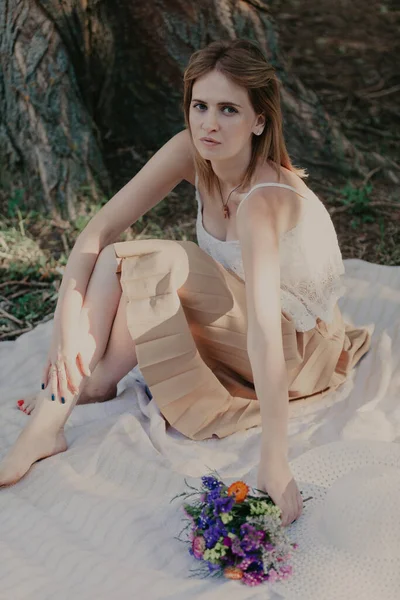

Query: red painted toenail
[17,400,24,406]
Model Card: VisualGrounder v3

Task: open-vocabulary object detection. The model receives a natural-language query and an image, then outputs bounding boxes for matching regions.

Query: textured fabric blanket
[0,258,397,600]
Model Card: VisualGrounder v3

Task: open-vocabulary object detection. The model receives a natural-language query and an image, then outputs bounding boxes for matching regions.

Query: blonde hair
[182,38,308,198]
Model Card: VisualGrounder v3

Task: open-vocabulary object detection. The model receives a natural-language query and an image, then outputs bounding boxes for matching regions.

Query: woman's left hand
[42,328,91,403]
[257,450,303,527]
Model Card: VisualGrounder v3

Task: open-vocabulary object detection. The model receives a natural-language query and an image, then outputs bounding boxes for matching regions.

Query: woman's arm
[53,229,104,330]
[86,128,195,247]
[53,129,195,329]
[247,338,289,457]
[236,188,289,456]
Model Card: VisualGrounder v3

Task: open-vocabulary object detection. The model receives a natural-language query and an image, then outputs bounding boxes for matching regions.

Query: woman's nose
[202,110,219,131]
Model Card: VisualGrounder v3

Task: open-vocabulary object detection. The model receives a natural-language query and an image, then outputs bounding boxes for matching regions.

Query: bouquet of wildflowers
[171,469,308,587]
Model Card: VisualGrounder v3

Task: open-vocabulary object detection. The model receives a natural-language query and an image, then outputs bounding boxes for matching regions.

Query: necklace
[216,178,244,219]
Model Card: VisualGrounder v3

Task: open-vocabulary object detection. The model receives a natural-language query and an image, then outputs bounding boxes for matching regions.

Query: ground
[0,0,399,341]
[267,0,400,264]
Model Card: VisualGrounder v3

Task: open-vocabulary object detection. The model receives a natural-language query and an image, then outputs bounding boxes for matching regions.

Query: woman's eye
[223,106,237,114]
[193,103,237,114]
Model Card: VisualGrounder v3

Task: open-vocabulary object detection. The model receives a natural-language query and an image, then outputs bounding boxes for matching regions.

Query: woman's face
[189,69,264,161]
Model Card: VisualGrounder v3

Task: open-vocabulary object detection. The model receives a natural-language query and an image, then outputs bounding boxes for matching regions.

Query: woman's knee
[117,239,191,288]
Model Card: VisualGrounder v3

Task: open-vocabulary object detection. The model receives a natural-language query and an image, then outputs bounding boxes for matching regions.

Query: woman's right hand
[42,325,92,403]
[256,449,303,527]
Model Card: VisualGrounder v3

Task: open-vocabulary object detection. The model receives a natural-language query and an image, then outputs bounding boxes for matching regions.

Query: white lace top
[195,174,346,332]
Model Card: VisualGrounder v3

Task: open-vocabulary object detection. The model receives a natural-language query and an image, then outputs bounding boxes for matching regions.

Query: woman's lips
[201,139,221,146]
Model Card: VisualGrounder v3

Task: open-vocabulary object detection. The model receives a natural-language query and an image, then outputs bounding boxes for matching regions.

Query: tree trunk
[0,0,397,220]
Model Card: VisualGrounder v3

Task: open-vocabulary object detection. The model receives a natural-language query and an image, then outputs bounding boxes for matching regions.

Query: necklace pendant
[223,205,230,219]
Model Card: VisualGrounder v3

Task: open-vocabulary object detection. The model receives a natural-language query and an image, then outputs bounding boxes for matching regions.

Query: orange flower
[224,566,244,580]
[227,481,249,503]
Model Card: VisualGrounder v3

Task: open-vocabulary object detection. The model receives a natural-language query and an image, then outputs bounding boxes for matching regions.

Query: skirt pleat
[113,239,372,441]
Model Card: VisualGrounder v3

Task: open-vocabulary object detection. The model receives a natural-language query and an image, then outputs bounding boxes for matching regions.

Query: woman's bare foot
[16,381,118,415]
[3,376,119,486]
[17,395,38,415]
[0,421,67,487]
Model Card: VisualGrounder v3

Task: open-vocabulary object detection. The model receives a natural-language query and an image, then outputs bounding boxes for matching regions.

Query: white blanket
[0,258,398,600]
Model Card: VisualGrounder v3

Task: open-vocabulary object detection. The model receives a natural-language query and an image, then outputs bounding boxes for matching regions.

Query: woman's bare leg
[0,244,137,486]
[76,291,138,404]
[21,291,138,412]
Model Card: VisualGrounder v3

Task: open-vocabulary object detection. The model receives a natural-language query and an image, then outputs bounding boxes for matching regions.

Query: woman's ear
[254,115,265,135]
[254,115,266,136]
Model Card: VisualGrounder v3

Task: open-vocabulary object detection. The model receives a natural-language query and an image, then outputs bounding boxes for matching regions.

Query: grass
[2,0,399,341]
[0,170,399,342]
[0,181,195,341]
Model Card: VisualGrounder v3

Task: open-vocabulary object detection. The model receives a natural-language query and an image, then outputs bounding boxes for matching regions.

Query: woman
[1,39,371,528]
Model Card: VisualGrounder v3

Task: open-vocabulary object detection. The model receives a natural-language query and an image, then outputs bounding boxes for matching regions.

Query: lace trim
[195,185,308,242]
[281,277,346,332]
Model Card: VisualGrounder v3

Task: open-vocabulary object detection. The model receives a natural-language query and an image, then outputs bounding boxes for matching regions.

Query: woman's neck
[210,147,255,191]
[212,158,279,195]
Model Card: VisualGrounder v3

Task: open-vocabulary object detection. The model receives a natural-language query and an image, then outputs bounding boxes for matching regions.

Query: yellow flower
[203,542,227,563]
[250,500,269,515]
[221,512,234,524]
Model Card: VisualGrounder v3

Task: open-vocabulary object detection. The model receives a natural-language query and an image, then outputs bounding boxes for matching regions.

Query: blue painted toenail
[41,383,45,390]
[61,397,65,404]
[51,394,55,401]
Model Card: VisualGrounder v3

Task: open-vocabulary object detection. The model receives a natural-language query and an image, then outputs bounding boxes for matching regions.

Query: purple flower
[198,507,216,530]
[240,523,265,552]
[198,514,209,529]
[201,476,223,491]
[230,535,246,557]
[215,519,228,536]
[206,487,223,503]
[242,571,265,586]
[213,495,235,516]
[236,556,253,571]
[237,554,263,571]
[204,526,221,549]
[204,521,228,549]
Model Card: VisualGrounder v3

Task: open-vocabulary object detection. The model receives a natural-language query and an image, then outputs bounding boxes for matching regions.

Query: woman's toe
[24,402,34,414]
[17,400,24,409]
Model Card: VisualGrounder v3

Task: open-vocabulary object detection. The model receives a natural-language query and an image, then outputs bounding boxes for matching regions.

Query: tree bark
[0,0,112,220]
[0,0,397,220]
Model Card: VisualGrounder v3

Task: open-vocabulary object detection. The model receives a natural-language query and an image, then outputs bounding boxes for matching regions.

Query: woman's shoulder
[242,162,309,234]
[169,129,197,185]
[260,161,310,195]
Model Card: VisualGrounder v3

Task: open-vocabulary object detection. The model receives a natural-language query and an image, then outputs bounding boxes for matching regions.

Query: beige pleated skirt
[113,238,372,441]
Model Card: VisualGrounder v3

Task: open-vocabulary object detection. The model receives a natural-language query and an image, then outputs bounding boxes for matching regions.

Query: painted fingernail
[61,397,65,404]
[51,394,55,401]
[41,383,45,390]
[17,400,24,406]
